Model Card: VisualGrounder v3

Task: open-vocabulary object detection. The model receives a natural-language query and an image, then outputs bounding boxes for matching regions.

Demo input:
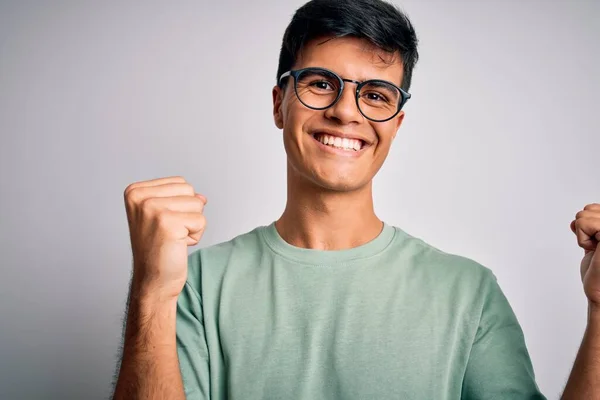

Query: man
[112,0,600,398]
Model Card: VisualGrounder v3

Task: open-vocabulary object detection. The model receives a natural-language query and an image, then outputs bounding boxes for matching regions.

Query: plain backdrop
[1,0,598,399]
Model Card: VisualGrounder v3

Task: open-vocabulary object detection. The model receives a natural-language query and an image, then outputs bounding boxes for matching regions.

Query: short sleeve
[176,253,210,399]
[461,271,547,399]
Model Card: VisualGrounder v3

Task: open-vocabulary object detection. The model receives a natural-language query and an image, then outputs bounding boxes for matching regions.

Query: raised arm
[112,176,208,400]
[562,203,600,399]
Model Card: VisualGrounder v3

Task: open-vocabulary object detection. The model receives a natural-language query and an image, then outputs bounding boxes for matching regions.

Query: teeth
[316,133,363,151]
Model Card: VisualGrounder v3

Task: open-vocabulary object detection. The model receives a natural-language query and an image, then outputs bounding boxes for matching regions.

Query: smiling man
[112,0,600,399]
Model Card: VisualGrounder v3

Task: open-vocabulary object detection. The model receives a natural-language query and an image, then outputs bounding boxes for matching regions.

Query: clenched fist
[570,203,600,306]
[124,176,207,302]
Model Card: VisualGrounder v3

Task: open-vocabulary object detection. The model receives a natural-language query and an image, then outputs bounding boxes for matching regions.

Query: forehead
[294,36,404,86]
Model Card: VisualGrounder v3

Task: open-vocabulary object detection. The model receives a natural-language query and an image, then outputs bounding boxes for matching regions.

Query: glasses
[278,67,411,122]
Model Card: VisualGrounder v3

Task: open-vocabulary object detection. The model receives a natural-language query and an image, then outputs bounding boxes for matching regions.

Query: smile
[312,132,367,152]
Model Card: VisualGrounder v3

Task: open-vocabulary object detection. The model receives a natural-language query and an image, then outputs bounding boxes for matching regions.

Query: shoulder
[390,224,497,289]
[186,224,267,288]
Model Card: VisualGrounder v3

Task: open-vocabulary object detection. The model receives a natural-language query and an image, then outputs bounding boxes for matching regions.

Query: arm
[562,204,600,398]
[461,271,546,399]
[112,283,185,400]
[561,304,600,399]
[114,176,209,399]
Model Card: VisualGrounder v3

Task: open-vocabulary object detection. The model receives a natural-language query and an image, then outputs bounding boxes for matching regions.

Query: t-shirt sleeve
[461,270,547,400]
[176,253,210,399]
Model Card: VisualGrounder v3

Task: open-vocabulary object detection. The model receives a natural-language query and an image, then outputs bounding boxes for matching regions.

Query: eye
[310,80,335,91]
[297,70,340,93]
[360,81,399,105]
[364,92,388,102]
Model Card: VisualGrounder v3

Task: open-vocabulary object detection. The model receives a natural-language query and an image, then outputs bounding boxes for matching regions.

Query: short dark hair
[276,0,419,92]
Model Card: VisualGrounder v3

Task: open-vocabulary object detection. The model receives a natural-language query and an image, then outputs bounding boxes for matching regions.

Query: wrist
[126,282,179,336]
[130,289,178,320]
[130,277,181,307]
[123,295,178,349]
[588,301,600,323]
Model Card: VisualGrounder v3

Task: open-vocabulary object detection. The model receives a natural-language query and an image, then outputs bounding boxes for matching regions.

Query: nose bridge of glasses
[334,78,362,107]
[341,78,362,92]
[324,78,362,122]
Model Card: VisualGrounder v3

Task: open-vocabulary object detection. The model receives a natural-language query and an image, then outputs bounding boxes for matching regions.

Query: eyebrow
[335,71,400,87]
[299,65,401,87]
[347,74,401,89]
[365,80,400,90]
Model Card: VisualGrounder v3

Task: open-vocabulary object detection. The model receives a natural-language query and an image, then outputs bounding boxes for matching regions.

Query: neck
[275,164,383,250]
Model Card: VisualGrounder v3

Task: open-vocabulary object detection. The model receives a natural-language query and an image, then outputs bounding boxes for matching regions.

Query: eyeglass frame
[278,66,411,123]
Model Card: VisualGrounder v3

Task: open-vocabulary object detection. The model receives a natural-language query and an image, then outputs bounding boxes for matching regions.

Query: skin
[562,203,600,398]
[111,34,600,398]
[272,36,404,250]
[113,176,206,399]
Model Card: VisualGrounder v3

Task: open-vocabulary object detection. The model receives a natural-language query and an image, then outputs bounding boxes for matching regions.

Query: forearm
[113,289,185,400]
[562,303,600,399]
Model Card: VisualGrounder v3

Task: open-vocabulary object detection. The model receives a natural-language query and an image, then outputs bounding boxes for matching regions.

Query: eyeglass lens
[294,69,401,121]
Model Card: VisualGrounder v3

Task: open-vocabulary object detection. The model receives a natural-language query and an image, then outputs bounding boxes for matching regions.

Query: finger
[576,209,600,219]
[127,183,195,205]
[161,211,206,240]
[124,176,186,194]
[195,193,208,205]
[179,212,207,246]
[573,217,600,251]
[173,211,206,236]
[144,196,206,214]
[584,203,600,212]
[572,209,600,234]
[186,221,207,246]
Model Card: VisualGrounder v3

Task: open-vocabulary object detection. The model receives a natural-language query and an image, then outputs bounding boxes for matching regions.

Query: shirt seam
[258,225,398,267]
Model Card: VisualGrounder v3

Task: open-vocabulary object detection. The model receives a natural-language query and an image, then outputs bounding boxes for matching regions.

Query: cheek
[283,103,318,142]
[281,105,315,160]
[284,96,309,122]
[367,128,396,169]
[373,126,395,151]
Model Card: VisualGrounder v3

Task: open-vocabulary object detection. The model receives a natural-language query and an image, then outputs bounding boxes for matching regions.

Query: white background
[0,0,598,398]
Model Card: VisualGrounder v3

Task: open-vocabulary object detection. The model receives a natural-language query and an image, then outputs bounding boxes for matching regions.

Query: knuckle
[124,181,138,193]
[124,184,136,200]
[140,197,158,210]
[195,198,206,211]
[155,210,174,231]
[124,180,145,197]
[182,183,195,196]
[140,196,158,212]
[125,187,142,207]
[194,213,207,230]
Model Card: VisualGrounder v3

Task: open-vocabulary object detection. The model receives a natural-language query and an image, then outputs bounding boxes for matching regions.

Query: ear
[272,85,284,129]
[391,110,405,140]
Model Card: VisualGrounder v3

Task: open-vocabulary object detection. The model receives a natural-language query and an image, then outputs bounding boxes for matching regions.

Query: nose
[323,81,362,125]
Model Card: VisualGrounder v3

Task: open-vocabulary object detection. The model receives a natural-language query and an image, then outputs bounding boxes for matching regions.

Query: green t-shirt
[176,222,546,399]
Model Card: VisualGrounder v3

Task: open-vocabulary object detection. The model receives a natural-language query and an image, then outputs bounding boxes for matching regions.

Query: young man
[113,0,600,398]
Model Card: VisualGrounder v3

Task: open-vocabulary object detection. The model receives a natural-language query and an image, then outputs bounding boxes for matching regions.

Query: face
[272,36,406,193]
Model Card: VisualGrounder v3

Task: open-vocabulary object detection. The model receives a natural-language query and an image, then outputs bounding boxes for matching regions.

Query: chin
[310,173,370,193]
